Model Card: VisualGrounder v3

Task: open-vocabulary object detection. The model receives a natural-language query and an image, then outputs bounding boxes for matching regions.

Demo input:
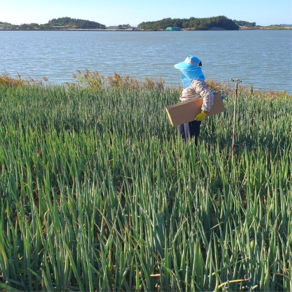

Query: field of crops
[0,73,291,291]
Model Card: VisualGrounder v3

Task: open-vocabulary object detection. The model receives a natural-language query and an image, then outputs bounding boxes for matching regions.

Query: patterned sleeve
[200,88,214,112]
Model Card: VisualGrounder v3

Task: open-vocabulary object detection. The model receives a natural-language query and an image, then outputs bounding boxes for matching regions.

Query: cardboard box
[165,94,225,127]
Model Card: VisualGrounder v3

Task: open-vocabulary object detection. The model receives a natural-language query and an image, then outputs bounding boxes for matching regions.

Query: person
[174,56,214,145]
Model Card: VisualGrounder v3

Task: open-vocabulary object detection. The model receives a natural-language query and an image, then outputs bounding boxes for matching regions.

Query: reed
[0,73,24,88]
[0,72,291,291]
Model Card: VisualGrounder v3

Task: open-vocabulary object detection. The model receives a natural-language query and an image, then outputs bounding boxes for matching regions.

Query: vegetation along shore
[0,72,291,291]
[1,16,291,31]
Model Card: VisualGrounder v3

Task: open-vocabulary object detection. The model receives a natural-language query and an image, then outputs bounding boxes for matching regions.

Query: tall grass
[0,72,291,291]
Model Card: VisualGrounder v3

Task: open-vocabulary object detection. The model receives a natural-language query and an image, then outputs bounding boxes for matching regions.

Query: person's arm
[200,88,214,112]
[194,84,214,121]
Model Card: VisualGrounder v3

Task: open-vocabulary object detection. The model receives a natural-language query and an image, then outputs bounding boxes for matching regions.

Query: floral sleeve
[200,88,214,112]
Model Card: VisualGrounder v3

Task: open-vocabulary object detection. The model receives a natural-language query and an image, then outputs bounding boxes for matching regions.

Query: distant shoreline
[1,28,291,32]
[1,26,292,32]
[239,27,292,30]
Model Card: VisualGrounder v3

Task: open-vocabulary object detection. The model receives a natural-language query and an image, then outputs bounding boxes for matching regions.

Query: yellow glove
[194,111,207,121]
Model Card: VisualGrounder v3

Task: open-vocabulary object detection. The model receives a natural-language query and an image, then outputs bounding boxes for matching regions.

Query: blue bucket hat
[174,56,202,69]
[174,56,205,88]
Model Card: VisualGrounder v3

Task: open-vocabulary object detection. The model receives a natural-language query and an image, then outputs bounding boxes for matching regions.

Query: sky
[1,0,292,27]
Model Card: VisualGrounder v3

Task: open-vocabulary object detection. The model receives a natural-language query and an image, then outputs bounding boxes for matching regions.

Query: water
[0,30,291,92]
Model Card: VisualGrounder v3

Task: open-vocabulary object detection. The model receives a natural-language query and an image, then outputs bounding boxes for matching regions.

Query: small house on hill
[166,27,180,31]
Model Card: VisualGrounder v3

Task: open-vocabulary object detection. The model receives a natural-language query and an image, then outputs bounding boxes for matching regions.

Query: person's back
[174,56,214,144]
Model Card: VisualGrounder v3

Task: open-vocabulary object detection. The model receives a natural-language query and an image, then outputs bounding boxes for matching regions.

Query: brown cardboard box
[165,94,225,127]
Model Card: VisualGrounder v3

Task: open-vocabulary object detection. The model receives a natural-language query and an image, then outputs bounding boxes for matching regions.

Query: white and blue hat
[174,56,202,69]
[174,56,205,88]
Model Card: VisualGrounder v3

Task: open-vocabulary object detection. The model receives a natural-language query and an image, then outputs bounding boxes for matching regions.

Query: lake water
[0,30,291,92]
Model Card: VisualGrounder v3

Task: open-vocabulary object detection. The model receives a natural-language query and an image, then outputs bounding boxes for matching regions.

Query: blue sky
[1,0,291,26]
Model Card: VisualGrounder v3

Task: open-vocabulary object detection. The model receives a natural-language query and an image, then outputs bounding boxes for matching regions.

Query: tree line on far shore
[48,17,105,29]
[138,16,244,30]
[1,16,259,31]
[0,17,105,30]
[233,20,256,27]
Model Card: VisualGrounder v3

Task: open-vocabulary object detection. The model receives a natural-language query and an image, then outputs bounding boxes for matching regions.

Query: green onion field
[0,73,291,291]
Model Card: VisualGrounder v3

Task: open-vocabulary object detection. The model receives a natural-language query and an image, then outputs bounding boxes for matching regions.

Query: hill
[47,17,105,29]
[138,16,239,30]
